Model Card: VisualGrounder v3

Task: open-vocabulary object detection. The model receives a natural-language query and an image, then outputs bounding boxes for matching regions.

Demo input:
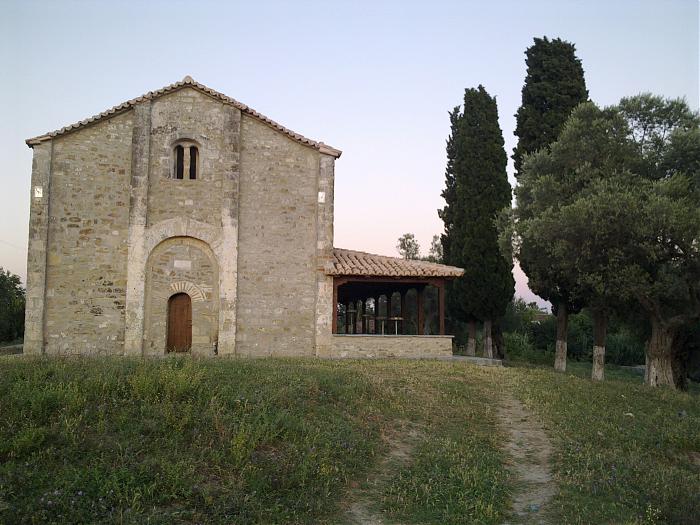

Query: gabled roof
[330,248,464,278]
[25,76,342,158]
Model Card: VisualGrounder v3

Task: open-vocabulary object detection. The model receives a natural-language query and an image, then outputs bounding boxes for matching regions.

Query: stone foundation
[329,335,453,359]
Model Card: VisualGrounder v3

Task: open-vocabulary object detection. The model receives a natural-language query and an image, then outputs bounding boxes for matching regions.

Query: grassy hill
[0,357,698,524]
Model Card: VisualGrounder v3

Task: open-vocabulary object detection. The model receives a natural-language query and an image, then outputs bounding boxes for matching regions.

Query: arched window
[172,141,199,180]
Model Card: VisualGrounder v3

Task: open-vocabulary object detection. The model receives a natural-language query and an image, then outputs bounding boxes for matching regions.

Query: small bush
[0,268,25,343]
[606,329,646,366]
[503,332,554,365]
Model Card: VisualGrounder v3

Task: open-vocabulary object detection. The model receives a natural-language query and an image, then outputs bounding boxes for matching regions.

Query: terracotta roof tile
[330,248,464,278]
[25,76,342,158]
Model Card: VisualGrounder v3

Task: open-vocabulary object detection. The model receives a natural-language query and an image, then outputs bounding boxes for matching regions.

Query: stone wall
[43,113,133,354]
[331,335,454,359]
[147,90,232,228]
[236,115,320,356]
[25,84,334,357]
[314,154,335,357]
[139,89,241,357]
[23,142,52,355]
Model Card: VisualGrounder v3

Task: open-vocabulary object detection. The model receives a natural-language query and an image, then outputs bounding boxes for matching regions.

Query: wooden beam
[417,287,424,335]
[344,302,350,334]
[400,291,407,334]
[332,275,449,286]
[374,296,379,334]
[359,299,365,334]
[438,281,445,335]
[332,279,338,334]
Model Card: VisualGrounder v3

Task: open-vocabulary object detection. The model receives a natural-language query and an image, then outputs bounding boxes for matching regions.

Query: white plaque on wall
[173,260,192,270]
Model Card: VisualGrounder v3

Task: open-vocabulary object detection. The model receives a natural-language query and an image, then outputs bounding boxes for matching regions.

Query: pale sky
[1,0,698,307]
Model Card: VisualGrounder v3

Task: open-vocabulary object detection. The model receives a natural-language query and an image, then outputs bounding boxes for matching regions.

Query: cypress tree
[440,86,514,357]
[513,37,588,177]
[513,36,588,371]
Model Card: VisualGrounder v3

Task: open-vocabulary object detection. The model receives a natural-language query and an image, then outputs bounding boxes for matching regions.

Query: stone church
[24,77,462,358]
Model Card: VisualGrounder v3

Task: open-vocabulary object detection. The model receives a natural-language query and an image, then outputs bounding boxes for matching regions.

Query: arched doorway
[167,293,192,352]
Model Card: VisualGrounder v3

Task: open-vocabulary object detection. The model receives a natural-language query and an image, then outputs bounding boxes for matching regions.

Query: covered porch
[327,249,464,358]
[333,276,447,335]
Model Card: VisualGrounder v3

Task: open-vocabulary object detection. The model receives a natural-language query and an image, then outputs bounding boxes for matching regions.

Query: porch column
[332,279,338,334]
[400,291,407,334]
[437,281,445,335]
[345,302,351,334]
[416,287,424,335]
[355,299,367,334]
[373,296,380,334]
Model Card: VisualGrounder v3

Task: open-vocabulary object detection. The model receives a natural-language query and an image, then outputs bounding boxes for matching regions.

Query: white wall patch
[173,260,192,270]
[318,191,326,204]
[34,186,43,199]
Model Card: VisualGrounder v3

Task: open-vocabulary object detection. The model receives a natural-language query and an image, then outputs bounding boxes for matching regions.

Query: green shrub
[0,268,25,343]
[606,329,646,366]
[503,332,553,365]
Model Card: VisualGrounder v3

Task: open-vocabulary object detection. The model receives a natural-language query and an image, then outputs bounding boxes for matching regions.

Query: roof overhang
[330,248,464,279]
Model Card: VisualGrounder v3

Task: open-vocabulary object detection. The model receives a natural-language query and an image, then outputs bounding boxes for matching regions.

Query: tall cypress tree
[513,37,588,177]
[513,36,588,371]
[441,86,514,357]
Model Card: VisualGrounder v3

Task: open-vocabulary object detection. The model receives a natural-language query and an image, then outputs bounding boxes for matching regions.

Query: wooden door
[167,293,192,352]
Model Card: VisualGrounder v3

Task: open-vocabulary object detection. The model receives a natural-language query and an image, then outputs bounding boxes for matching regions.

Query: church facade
[24,77,462,358]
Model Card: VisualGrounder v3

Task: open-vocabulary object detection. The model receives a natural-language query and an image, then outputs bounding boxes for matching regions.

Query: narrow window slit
[175,145,184,179]
[189,146,198,179]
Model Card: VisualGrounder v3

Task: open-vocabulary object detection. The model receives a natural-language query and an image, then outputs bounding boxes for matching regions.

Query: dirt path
[498,396,557,524]
[342,422,422,525]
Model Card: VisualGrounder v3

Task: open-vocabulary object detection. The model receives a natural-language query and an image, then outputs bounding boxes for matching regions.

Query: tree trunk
[554,302,568,372]
[493,320,505,360]
[483,319,493,358]
[645,317,684,389]
[591,309,607,381]
[466,320,476,356]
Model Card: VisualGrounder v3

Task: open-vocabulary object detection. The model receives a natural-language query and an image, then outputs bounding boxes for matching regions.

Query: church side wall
[43,112,133,354]
[237,116,319,356]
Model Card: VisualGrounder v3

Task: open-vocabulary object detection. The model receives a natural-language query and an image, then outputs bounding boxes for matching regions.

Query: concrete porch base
[330,334,453,359]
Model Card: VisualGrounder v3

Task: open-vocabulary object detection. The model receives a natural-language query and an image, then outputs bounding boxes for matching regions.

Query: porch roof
[330,248,464,278]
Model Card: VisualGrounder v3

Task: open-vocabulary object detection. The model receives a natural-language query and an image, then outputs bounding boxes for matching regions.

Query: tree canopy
[396,233,420,260]
[440,86,514,326]
[516,95,700,388]
[512,36,588,177]
[0,268,25,342]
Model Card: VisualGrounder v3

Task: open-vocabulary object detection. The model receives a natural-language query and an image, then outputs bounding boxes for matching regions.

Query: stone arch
[144,217,222,256]
[143,235,220,356]
[169,281,207,302]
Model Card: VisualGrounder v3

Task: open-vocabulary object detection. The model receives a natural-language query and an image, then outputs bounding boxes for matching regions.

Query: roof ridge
[25,76,342,158]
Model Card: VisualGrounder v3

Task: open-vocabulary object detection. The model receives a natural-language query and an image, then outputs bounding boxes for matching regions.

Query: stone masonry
[24,77,341,357]
[330,335,454,359]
